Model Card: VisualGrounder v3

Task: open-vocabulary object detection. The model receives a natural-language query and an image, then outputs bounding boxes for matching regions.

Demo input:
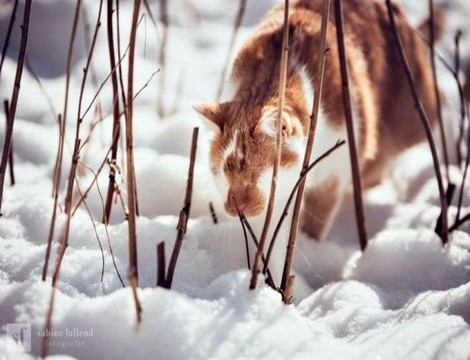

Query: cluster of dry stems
[0,0,469,358]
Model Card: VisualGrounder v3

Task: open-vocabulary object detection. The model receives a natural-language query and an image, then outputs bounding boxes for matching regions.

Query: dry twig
[209,202,218,224]
[249,0,290,290]
[428,0,450,182]
[156,242,166,287]
[157,0,168,117]
[43,2,104,355]
[2,101,15,189]
[386,0,448,245]
[75,176,106,283]
[0,0,31,215]
[44,0,83,281]
[0,0,19,76]
[265,139,345,277]
[333,0,368,251]
[103,0,123,224]
[0,100,14,214]
[454,30,467,167]
[125,0,144,324]
[165,127,199,288]
[278,0,330,303]
[78,161,125,286]
[455,103,470,225]
[235,200,252,270]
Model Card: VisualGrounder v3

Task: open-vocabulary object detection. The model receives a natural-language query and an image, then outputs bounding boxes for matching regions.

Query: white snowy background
[0,0,469,359]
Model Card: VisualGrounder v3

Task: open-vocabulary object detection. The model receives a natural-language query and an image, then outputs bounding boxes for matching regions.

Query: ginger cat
[196,0,439,242]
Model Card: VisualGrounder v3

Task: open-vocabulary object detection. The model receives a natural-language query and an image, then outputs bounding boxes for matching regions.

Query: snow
[0,0,469,359]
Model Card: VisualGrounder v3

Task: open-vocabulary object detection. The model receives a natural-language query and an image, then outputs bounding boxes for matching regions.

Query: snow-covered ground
[0,0,469,359]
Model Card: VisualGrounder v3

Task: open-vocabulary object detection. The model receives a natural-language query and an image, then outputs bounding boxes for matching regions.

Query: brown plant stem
[42,138,80,358]
[44,0,82,281]
[454,30,466,167]
[0,0,31,215]
[209,202,218,224]
[2,101,15,188]
[0,0,19,76]
[455,103,470,224]
[238,211,276,288]
[43,114,63,282]
[216,0,247,101]
[43,2,104,355]
[75,176,106,282]
[334,0,368,251]
[165,127,199,289]
[385,0,448,245]
[235,200,252,270]
[72,142,114,215]
[143,0,157,27]
[279,0,330,303]
[450,212,470,233]
[249,0,290,291]
[0,100,13,215]
[115,0,128,115]
[428,0,450,182]
[126,0,144,324]
[157,0,168,117]
[41,286,57,358]
[156,242,166,287]
[103,0,123,224]
[265,139,345,276]
[25,56,58,120]
[78,161,125,286]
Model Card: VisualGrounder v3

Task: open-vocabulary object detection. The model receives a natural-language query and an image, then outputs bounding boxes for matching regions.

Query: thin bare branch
[5,103,15,187]
[156,242,166,287]
[103,0,123,224]
[279,0,330,303]
[157,0,169,118]
[455,102,470,224]
[428,0,450,181]
[266,139,346,277]
[115,0,128,116]
[450,212,470,233]
[43,3,104,356]
[143,0,158,27]
[238,211,276,289]
[0,0,31,215]
[75,176,106,283]
[454,30,466,167]
[249,0,290,290]
[0,100,14,214]
[78,161,125,287]
[165,127,199,289]
[43,114,62,282]
[386,0,448,245]
[42,138,80,358]
[0,0,18,76]
[25,56,58,120]
[209,202,218,224]
[44,0,83,281]
[126,0,144,324]
[333,0,368,251]
[235,199,251,270]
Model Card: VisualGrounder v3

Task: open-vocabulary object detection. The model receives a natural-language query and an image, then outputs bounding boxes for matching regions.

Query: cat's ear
[193,102,228,132]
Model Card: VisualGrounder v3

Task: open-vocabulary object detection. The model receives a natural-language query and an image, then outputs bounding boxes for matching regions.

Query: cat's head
[195,100,307,219]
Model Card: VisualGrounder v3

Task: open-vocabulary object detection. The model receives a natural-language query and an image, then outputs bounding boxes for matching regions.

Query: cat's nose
[225,191,248,216]
[225,187,264,217]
